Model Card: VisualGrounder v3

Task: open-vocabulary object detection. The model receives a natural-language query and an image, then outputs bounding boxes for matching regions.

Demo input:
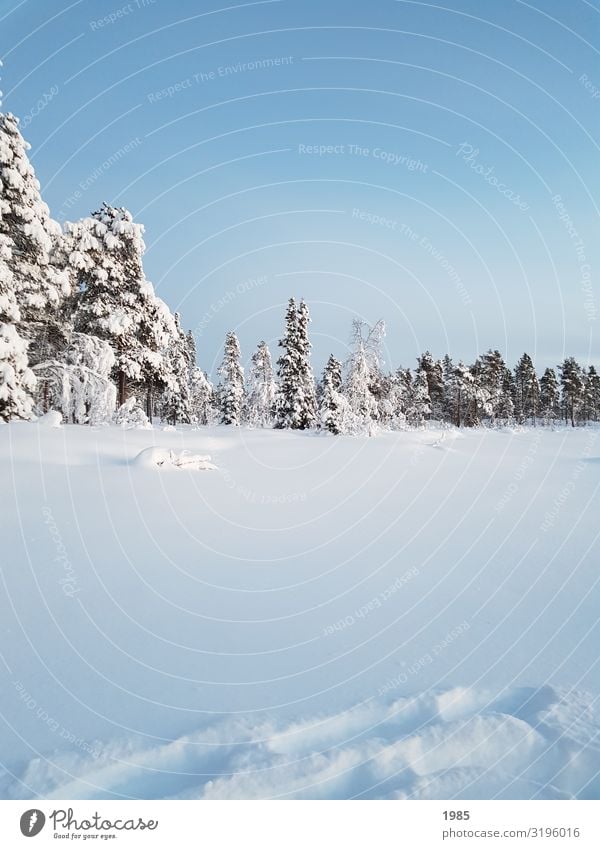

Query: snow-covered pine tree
[275,298,318,429]
[583,365,600,423]
[0,224,36,419]
[441,354,455,424]
[558,357,583,427]
[319,354,348,434]
[183,328,214,425]
[0,322,36,420]
[371,371,394,426]
[185,330,197,374]
[65,203,157,407]
[160,312,191,426]
[450,361,476,427]
[477,350,507,424]
[217,331,244,425]
[498,366,515,424]
[514,353,540,425]
[417,351,444,420]
[135,295,177,420]
[389,367,412,428]
[296,299,317,429]
[189,366,214,425]
[406,365,431,427]
[0,111,70,367]
[247,340,276,427]
[539,367,560,424]
[275,297,300,428]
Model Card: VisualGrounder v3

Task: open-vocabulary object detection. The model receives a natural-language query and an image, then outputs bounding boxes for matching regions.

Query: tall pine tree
[217,331,244,425]
[247,340,276,427]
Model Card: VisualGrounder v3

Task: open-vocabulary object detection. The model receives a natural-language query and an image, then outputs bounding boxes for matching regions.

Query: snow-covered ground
[1,421,599,800]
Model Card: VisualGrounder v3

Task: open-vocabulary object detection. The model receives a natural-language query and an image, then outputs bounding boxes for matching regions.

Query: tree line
[0,109,597,432]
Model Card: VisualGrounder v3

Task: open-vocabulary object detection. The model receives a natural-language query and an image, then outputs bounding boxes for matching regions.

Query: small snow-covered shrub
[114,397,151,429]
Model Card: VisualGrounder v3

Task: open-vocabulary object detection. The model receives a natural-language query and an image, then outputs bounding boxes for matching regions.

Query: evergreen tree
[296,299,317,429]
[184,329,214,425]
[65,203,158,407]
[0,227,35,419]
[514,353,540,424]
[406,365,431,426]
[478,349,507,424]
[498,366,515,423]
[160,313,191,425]
[441,354,454,423]
[0,111,70,366]
[584,365,600,422]
[217,331,244,425]
[417,351,444,420]
[319,354,347,434]
[189,366,214,425]
[539,367,560,424]
[558,357,583,427]
[450,361,476,427]
[390,367,412,428]
[247,340,276,427]
[185,330,197,374]
[0,322,36,420]
[275,298,316,429]
[275,298,300,428]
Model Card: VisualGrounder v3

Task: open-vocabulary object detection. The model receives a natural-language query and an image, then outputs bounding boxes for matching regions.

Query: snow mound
[5,685,599,801]
[36,410,62,427]
[133,446,217,471]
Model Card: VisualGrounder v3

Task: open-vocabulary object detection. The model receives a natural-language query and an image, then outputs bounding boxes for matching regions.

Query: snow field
[1,422,599,799]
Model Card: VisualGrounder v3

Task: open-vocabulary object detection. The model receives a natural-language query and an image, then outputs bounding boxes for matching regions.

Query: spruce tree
[319,354,346,434]
[453,361,477,427]
[275,298,301,428]
[407,366,431,426]
[0,111,70,366]
[584,365,600,422]
[499,366,515,423]
[441,354,455,423]
[65,203,157,407]
[478,350,507,424]
[296,299,317,429]
[514,353,540,425]
[217,331,244,425]
[539,367,560,424]
[558,357,583,427]
[189,367,214,425]
[161,313,191,425]
[247,340,276,427]
[0,229,35,419]
[275,298,316,429]
[417,351,444,420]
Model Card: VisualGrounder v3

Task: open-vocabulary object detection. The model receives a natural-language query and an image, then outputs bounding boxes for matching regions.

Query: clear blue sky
[1,0,598,376]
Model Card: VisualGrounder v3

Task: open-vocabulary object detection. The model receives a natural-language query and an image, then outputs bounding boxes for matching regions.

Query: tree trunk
[118,371,126,407]
[146,379,153,422]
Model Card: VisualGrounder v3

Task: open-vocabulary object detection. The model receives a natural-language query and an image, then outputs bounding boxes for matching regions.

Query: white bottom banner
[0,800,598,847]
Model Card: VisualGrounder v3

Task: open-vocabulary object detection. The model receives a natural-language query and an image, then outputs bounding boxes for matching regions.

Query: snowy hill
[1,422,599,799]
